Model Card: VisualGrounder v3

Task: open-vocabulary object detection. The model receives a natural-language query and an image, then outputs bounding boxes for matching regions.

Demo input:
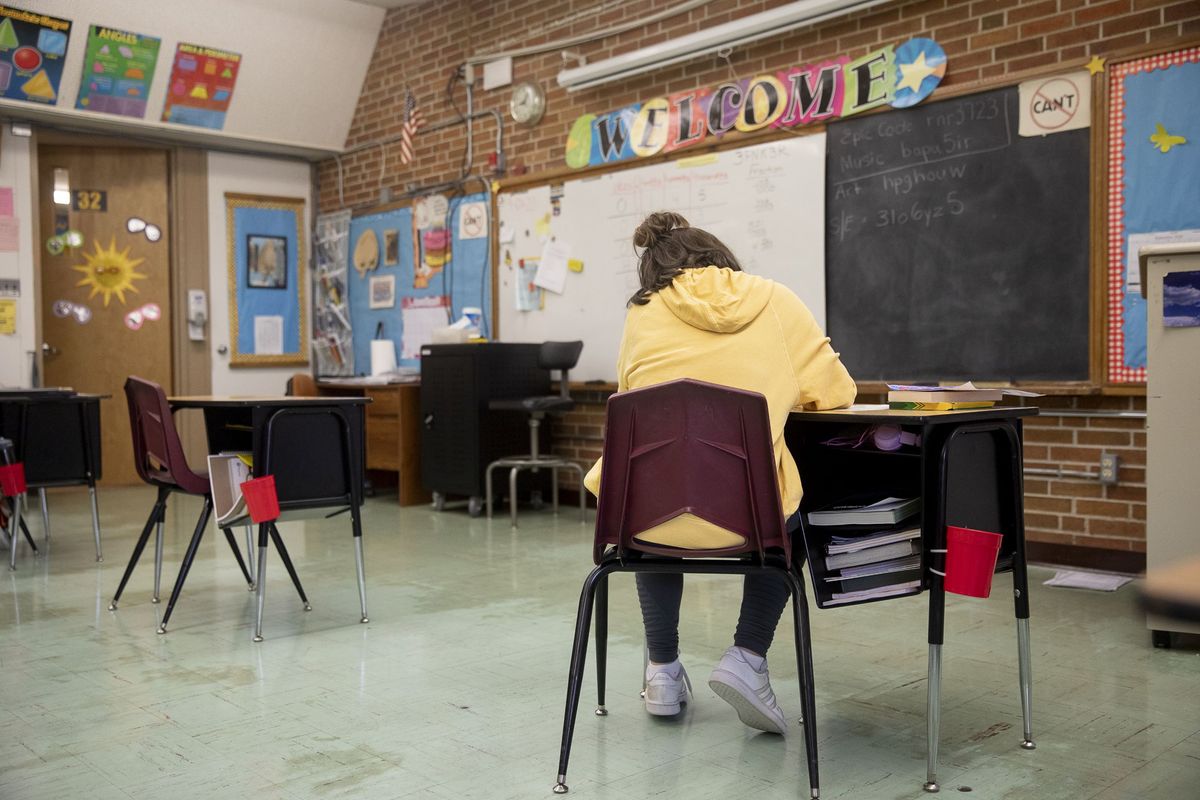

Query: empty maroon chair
[110,377,303,634]
[552,379,819,798]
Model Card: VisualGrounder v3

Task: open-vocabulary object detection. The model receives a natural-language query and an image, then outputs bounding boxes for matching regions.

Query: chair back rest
[540,341,583,399]
[287,373,319,397]
[124,376,192,489]
[592,378,788,563]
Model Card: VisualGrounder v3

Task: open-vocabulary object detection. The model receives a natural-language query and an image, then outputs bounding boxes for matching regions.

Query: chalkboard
[825,85,1090,382]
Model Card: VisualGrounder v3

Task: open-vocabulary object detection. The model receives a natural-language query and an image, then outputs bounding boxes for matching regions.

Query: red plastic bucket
[942,525,1004,598]
[240,475,280,524]
[0,462,27,496]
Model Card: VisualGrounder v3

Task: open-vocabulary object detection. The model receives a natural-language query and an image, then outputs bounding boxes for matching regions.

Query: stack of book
[807,496,923,604]
[887,383,1001,411]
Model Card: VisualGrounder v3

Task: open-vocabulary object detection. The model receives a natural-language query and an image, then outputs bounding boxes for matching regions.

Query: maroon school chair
[552,379,820,798]
[109,377,303,634]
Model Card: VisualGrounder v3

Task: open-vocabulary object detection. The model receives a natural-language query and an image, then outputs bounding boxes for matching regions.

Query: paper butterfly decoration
[1150,123,1187,154]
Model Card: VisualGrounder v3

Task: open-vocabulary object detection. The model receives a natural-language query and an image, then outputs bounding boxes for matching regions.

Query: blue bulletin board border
[226,193,308,366]
[348,192,491,372]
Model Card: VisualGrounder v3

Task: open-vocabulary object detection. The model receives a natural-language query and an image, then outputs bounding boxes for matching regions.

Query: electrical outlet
[1099,452,1119,485]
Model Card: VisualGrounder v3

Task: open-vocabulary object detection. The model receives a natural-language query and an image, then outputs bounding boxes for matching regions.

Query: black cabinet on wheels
[419,343,552,516]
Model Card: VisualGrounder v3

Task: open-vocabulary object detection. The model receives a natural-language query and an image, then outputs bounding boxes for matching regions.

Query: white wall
[0,131,37,388]
[9,0,383,153]
[207,151,313,395]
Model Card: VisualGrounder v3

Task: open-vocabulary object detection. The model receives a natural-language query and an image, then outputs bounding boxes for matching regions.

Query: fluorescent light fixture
[557,0,889,92]
[52,168,70,206]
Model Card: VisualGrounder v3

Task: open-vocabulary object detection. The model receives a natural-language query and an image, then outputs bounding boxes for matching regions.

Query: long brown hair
[628,211,742,306]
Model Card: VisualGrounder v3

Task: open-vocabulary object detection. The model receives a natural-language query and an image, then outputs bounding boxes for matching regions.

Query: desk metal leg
[8,494,21,570]
[352,506,368,624]
[924,643,942,793]
[38,489,49,542]
[1017,618,1035,749]
[152,510,165,604]
[252,523,269,642]
[244,525,256,588]
[509,467,520,528]
[88,484,103,562]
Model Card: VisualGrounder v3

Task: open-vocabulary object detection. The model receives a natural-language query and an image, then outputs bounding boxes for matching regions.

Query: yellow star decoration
[1150,123,1187,154]
[1085,56,1106,76]
[897,51,938,93]
[72,236,147,307]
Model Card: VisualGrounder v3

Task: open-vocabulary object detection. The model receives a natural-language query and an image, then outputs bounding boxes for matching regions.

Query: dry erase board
[498,134,826,381]
[825,85,1090,382]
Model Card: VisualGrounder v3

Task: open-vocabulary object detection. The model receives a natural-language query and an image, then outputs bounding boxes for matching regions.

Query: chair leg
[787,571,820,800]
[595,574,608,716]
[244,525,256,587]
[268,523,310,610]
[158,496,213,634]
[38,488,49,542]
[252,523,269,642]
[352,504,368,623]
[152,501,166,603]
[110,489,168,610]
[552,467,560,514]
[88,483,103,562]
[553,564,608,795]
[222,527,254,588]
[19,517,38,555]
[509,466,520,529]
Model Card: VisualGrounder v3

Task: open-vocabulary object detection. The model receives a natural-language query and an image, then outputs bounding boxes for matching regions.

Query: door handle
[41,342,60,357]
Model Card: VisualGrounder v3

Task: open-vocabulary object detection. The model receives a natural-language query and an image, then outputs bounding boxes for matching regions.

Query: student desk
[315,380,429,507]
[167,396,371,636]
[0,389,106,562]
[786,406,1037,792]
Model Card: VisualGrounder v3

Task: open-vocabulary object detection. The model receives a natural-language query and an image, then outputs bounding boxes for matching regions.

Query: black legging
[637,513,800,663]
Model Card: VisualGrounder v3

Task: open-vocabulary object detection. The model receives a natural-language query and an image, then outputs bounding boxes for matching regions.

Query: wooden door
[38,146,172,485]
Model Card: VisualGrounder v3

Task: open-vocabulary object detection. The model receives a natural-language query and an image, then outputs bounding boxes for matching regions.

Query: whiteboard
[497,133,826,381]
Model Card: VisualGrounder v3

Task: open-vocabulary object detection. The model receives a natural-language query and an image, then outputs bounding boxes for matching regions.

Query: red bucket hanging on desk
[935,525,1004,598]
[240,475,280,524]
[0,463,27,497]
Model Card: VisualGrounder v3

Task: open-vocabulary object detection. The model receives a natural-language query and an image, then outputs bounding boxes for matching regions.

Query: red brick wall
[320,0,1196,562]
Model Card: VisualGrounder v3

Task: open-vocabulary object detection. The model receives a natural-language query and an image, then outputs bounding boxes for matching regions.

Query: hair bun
[633,211,689,249]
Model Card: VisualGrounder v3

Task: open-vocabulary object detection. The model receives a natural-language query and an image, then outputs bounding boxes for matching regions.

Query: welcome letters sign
[564,38,947,169]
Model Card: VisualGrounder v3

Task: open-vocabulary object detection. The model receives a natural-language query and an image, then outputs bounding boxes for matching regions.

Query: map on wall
[0,4,72,105]
[161,41,241,130]
[76,24,161,118]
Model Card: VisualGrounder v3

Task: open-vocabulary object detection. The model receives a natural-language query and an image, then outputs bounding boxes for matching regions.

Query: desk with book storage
[785,405,1038,792]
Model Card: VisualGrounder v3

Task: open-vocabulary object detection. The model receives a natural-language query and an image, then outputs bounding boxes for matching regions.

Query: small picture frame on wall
[369,274,395,309]
[225,192,308,367]
[246,234,288,289]
[383,229,399,265]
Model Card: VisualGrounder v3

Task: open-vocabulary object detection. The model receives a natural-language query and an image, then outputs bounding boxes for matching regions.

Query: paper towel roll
[370,340,397,376]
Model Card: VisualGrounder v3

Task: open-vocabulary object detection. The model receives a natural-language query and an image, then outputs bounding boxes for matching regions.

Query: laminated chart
[161,41,241,129]
[76,25,160,118]
[0,5,71,104]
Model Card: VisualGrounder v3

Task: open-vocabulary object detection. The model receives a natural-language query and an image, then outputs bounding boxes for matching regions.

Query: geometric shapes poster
[76,24,160,119]
[0,4,72,105]
[161,41,241,130]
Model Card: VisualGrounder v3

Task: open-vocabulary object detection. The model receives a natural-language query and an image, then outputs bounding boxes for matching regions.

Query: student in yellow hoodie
[583,211,856,735]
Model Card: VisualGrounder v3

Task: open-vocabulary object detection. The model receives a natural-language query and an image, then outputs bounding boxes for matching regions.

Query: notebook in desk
[807,496,920,527]
[208,452,253,527]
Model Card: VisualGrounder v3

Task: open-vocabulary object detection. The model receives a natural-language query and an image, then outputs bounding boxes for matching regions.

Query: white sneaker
[708,646,787,734]
[644,661,691,716]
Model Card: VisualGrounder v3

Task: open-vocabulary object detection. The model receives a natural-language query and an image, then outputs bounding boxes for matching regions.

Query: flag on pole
[399,88,424,166]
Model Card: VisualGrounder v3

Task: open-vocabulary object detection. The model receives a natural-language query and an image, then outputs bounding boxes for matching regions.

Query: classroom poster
[161,42,241,129]
[0,5,71,105]
[76,25,160,118]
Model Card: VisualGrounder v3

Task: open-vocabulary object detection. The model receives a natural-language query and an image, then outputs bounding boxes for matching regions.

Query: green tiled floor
[2,486,1197,799]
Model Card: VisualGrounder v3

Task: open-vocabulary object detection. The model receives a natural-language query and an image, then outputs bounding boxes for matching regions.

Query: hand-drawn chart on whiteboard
[498,133,826,381]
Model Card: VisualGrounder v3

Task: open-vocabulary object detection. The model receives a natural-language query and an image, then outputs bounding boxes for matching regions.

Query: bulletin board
[1105,46,1200,384]
[348,191,492,372]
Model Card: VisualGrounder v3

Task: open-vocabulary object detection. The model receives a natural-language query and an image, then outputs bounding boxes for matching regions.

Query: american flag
[399,89,423,166]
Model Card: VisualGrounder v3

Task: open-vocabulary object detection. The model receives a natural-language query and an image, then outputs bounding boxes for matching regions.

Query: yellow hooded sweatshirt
[583,266,857,541]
